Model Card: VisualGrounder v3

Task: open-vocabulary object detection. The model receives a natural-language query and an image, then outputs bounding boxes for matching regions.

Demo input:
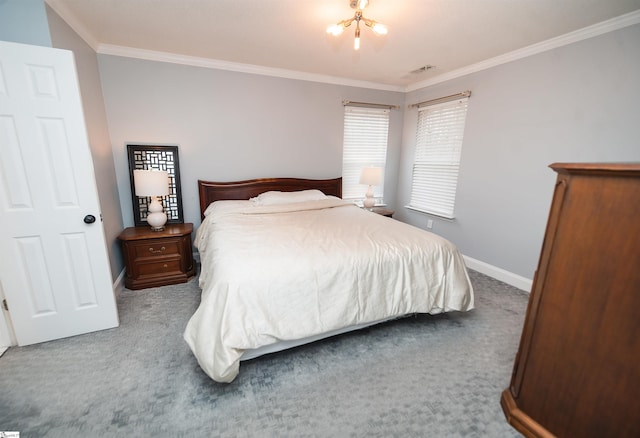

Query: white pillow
[250,189,327,206]
[203,200,251,217]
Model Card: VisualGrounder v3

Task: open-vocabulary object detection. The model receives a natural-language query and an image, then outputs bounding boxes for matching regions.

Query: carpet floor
[0,269,528,437]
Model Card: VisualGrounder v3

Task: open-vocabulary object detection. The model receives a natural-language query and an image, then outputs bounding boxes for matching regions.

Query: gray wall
[97,56,405,228]
[46,6,125,282]
[6,2,637,284]
[0,0,51,47]
[396,23,640,280]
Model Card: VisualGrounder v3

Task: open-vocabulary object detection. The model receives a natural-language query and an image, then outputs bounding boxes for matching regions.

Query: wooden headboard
[198,177,342,219]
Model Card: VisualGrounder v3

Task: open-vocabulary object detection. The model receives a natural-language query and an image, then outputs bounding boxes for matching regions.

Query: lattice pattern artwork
[127,145,184,226]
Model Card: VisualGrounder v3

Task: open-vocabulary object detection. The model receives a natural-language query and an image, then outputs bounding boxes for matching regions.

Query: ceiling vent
[410,65,435,74]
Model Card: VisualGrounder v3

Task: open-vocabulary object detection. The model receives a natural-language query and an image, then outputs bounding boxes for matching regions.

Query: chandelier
[326,0,388,50]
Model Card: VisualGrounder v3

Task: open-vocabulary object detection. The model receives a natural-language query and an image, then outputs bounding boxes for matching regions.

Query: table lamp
[134,169,169,231]
[360,166,382,209]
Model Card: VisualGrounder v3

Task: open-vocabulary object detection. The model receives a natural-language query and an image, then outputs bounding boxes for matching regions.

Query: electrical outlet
[427,219,433,229]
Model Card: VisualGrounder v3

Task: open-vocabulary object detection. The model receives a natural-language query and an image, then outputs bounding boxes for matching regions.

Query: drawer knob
[163,264,168,268]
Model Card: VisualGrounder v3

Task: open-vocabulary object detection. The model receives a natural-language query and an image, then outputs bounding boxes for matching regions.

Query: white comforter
[184,198,474,382]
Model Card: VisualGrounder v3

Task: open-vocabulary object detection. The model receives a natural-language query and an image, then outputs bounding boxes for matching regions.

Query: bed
[184,177,474,383]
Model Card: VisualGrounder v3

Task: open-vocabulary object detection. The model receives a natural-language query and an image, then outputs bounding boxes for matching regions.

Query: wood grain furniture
[118,223,195,290]
[370,207,394,218]
[198,177,342,220]
[185,177,473,382]
[501,163,640,438]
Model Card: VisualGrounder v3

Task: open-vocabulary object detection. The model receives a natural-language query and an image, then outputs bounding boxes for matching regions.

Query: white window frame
[341,106,389,203]
[408,97,469,219]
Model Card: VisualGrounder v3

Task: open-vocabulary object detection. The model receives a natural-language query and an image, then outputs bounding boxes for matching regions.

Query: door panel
[38,117,80,206]
[15,236,57,316]
[62,232,100,308]
[0,41,119,346]
[0,115,32,208]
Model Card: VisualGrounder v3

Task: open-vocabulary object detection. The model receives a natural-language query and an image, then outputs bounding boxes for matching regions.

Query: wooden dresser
[501,163,640,437]
[118,223,195,290]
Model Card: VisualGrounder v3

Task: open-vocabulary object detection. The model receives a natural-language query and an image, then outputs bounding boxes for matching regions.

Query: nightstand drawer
[132,239,181,260]
[136,258,182,277]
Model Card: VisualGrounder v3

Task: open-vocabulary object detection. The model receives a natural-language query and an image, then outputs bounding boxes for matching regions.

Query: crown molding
[45,0,639,93]
[406,9,640,92]
[97,44,405,92]
[47,0,401,91]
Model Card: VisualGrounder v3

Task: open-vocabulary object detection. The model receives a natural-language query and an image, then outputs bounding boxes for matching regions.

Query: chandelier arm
[341,18,355,28]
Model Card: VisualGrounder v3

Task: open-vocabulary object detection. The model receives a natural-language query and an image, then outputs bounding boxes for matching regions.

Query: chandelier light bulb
[372,23,388,35]
[326,24,345,36]
[328,0,387,50]
[354,23,361,50]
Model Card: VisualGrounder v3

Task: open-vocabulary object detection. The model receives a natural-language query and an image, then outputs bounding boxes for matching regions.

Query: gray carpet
[0,269,527,437]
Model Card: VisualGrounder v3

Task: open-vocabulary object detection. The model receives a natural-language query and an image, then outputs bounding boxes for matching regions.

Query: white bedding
[184,197,474,382]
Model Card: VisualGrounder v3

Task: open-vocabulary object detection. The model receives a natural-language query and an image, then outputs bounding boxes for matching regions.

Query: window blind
[341,106,389,201]
[408,98,469,218]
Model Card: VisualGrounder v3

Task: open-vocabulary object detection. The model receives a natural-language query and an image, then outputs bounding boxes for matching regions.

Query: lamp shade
[134,170,169,197]
[359,166,382,186]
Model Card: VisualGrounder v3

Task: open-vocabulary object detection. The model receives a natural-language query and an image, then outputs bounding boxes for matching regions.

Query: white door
[0,280,13,354]
[0,41,119,346]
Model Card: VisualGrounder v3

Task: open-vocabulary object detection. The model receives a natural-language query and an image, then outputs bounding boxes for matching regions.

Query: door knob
[84,214,96,224]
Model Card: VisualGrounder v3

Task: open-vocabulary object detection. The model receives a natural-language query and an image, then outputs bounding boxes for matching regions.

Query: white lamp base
[363,185,375,209]
[146,197,167,231]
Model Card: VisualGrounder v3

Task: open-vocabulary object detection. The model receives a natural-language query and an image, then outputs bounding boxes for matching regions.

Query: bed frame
[198,177,342,220]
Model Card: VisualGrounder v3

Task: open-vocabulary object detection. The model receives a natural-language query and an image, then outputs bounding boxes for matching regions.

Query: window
[341,106,389,202]
[408,97,469,219]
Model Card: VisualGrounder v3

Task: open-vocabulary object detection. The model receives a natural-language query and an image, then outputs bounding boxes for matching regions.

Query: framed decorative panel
[127,144,184,227]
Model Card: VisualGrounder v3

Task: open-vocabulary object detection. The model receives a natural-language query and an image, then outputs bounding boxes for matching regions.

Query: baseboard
[463,255,532,292]
[113,268,126,298]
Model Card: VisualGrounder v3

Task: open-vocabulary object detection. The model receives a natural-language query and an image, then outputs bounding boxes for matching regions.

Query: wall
[0,0,51,47]
[0,1,124,283]
[12,2,636,287]
[97,56,405,228]
[396,23,640,283]
[46,6,124,282]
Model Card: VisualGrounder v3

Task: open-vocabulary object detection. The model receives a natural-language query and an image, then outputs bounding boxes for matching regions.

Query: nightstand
[118,223,195,290]
[370,207,394,218]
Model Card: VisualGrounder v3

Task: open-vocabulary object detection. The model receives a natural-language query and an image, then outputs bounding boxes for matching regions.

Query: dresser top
[550,162,640,175]
[118,223,193,241]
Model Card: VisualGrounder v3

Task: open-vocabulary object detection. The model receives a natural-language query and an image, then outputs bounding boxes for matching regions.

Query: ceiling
[45,0,640,90]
